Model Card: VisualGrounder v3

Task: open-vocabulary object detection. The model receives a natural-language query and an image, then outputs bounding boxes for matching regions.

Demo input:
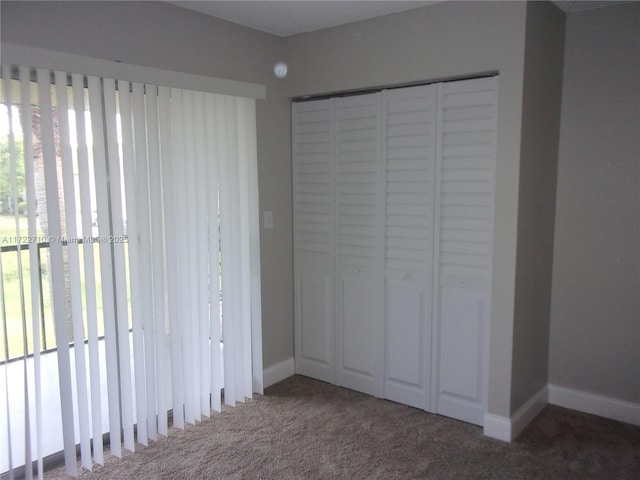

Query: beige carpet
[45,375,640,479]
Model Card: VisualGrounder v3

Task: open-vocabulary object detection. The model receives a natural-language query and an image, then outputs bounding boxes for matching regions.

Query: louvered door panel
[293,99,335,382]
[383,85,437,410]
[334,93,384,397]
[435,76,498,426]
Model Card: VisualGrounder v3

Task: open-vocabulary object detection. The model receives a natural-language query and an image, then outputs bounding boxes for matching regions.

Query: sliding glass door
[1,60,262,478]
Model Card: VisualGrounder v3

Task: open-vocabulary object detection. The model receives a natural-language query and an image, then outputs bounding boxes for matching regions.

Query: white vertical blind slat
[72,73,104,465]
[232,95,245,404]
[144,83,169,436]
[88,75,123,459]
[2,68,26,480]
[226,94,245,402]
[0,75,13,478]
[218,96,236,406]
[193,93,211,416]
[54,70,92,471]
[37,67,78,477]
[131,82,158,442]
[180,90,200,423]
[237,99,254,400]
[227,99,246,404]
[175,86,197,424]
[0,254,13,478]
[242,98,263,394]
[3,67,32,480]
[119,80,148,447]
[102,78,135,452]
[158,86,183,430]
[166,88,186,429]
[20,65,44,479]
[171,89,188,422]
[189,90,202,420]
[206,93,222,412]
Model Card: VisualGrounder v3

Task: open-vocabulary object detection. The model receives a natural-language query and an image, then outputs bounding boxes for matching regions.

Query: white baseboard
[483,413,512,442]
[263,357,295,388]
[483,384,548,442]
[484,384,640,441]
[510,385,548,439]
[548,384,640,426]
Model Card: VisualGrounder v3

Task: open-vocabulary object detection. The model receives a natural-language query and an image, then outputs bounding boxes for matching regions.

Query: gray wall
[7,0,636,418]
[2,1,531,418]
[511,1,565,412]
[284,0,528,419]
[0,1,294,370]
[549,3,640,403]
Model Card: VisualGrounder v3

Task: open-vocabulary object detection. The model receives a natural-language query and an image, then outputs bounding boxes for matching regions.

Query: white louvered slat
[335,94,380,271]
[384,86,436,280]
[293,101,334,266]
[438,77,497,283]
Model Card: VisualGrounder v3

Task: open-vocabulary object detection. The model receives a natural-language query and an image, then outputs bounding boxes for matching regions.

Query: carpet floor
[46,375,640,479]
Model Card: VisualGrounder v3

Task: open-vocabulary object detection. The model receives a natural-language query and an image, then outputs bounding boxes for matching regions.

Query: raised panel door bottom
[337,275,383,397]
[436,285,486,426]
[384,281,430,410]
[295,269,333,383]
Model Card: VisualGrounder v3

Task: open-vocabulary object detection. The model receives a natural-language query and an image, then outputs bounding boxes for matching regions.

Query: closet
[292,76,497,426]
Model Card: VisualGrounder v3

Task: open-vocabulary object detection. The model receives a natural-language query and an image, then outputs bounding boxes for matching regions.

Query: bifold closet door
[292,76,498,426]
[383,85,437,410]
[334,93,384,397]
[292,99,335,383]
[434,76,498,426]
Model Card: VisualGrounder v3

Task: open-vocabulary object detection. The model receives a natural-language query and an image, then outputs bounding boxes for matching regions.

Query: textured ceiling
[168,1,438,37]
[552,1,631,13]
[167,1,632,37]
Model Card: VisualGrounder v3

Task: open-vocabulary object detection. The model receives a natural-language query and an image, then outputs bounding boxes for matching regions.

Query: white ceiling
[168,1,437,37]
[167,1,631,37]
[553,0,631,13]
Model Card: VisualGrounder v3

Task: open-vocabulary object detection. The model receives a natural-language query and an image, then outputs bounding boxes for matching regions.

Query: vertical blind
[0,62,262,478]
